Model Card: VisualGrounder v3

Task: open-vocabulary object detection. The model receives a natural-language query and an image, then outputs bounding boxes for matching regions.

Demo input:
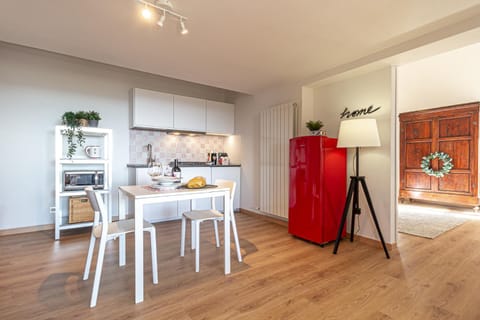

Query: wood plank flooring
[1,213,480,319]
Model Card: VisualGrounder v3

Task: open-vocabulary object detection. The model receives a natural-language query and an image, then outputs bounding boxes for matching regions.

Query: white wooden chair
[180,179,242,272]
[83,187,158,308]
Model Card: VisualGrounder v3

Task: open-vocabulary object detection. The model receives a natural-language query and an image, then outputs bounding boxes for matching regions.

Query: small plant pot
[88,120,99,127]
[78,118,89,127]
[310,130,326,136]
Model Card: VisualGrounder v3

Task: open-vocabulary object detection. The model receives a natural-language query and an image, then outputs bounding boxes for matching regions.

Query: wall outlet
[49,207,56,214]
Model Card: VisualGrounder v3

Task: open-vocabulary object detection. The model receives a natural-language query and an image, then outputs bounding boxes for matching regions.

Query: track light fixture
[156,10,166,27]
[138,0,188,35]
[180,18,188,35]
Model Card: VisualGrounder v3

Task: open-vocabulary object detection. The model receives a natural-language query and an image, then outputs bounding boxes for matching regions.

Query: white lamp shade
[337,118,381,148]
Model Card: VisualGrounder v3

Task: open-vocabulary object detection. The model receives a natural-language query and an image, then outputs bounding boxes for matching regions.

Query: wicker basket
[69,196,94,223]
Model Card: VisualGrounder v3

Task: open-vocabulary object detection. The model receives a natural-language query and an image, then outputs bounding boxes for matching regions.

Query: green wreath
[420,152,453,178]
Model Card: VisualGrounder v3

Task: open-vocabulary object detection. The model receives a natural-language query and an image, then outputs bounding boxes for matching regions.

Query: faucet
[146,144,154,167]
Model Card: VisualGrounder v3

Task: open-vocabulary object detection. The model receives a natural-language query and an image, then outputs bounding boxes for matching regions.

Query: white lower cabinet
[177,167,212,214]
[130,166,241,222]
[135,168,178,222]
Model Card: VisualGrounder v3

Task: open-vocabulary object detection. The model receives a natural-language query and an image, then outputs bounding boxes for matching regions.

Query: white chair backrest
[213,179,236,212]
[85,187,108,233]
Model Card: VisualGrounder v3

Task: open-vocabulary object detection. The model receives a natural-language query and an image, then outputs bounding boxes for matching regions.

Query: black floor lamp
[333,118,390,259]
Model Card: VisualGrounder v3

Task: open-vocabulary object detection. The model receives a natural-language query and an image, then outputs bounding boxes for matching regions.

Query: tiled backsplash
[129,130,226,165]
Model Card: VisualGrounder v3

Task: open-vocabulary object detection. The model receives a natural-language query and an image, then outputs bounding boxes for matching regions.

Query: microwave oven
[64,170,104,191]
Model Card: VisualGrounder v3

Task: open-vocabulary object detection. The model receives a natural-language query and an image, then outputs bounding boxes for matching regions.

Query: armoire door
[399,102,479,206]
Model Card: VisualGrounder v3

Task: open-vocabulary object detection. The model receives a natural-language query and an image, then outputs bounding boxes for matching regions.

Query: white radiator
[260,102,297,219]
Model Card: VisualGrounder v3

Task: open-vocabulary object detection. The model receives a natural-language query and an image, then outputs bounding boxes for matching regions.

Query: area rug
[398,210,470,239]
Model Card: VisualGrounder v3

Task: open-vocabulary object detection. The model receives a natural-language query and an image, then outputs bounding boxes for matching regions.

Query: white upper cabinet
[173,95,206,132]
[206,100,235,135]
[131,88,234,135]
[131,88,174,129]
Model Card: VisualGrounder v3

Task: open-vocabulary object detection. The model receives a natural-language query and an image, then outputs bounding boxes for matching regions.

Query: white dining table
[118,184,231,304]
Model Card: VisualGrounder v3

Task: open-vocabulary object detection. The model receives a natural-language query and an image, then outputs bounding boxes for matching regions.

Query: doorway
[395,42,480,240]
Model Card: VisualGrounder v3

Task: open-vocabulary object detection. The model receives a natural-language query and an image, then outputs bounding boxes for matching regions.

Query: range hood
[165,129,206,136]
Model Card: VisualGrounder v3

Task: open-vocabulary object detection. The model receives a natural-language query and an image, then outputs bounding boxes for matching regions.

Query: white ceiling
[1,0,480,94]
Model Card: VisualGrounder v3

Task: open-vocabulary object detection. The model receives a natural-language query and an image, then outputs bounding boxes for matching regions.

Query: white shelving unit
[54,125,113,240]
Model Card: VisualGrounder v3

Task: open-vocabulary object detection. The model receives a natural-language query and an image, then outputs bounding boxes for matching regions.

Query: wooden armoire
[399,102,479,206]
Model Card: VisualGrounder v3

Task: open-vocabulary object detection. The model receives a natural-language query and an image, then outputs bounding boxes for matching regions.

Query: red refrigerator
[288,136,347,245]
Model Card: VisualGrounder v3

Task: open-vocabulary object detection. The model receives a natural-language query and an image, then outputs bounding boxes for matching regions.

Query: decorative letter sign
[340,105,381,119]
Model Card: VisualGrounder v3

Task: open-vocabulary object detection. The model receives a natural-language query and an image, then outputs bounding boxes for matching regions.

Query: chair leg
[231,213,242,262]
[90,236,107,308]
[195,221,200,272]
[191,220,196,250]
[119,234,126,267]
[149,228,158,284]
[180,215,186,257]
[213,220,220,247]
[83,232,96,280]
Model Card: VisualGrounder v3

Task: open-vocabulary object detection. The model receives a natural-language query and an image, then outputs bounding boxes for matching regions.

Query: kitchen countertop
[127,163,241,168]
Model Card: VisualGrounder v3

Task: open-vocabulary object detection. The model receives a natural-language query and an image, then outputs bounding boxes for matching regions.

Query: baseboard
[0,224,54,237]
[346,233,397,250]
[240,208,288,227]
[240,209,396,250]
[0,214,396,251]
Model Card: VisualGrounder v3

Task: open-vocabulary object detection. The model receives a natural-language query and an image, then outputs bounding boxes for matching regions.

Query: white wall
[313,67,396,244]
[0,42,236,230]
[235,83,302,211]
[223,135,242,165]
[397,42,480,113]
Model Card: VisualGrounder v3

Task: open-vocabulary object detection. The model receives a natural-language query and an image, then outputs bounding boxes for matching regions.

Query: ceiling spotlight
[138,0,188,35]
[142,5,152,20]
[157,11,166,27]
[180,19,188,35]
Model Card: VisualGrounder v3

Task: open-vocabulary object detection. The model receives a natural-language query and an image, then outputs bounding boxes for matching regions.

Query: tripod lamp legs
[333,176,390,259]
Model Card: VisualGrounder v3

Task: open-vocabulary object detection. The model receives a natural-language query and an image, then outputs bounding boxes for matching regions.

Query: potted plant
[75,111,89,127]
[86,110,101,127]
[305,120,325,135]
[62,111,86,159]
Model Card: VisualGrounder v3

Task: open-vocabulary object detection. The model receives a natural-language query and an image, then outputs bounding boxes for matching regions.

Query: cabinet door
[173,95,206,131]
[177,167,212,214]
[401,119,434,192]
[136,168,178,222]
[211,167,241,211]
[288,137,323,243]
[131,88,174,129]
[399,102,479,205]
[206,100,234,135]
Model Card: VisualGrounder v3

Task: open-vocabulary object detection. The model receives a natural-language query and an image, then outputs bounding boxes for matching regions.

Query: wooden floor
[1,213,480,320]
